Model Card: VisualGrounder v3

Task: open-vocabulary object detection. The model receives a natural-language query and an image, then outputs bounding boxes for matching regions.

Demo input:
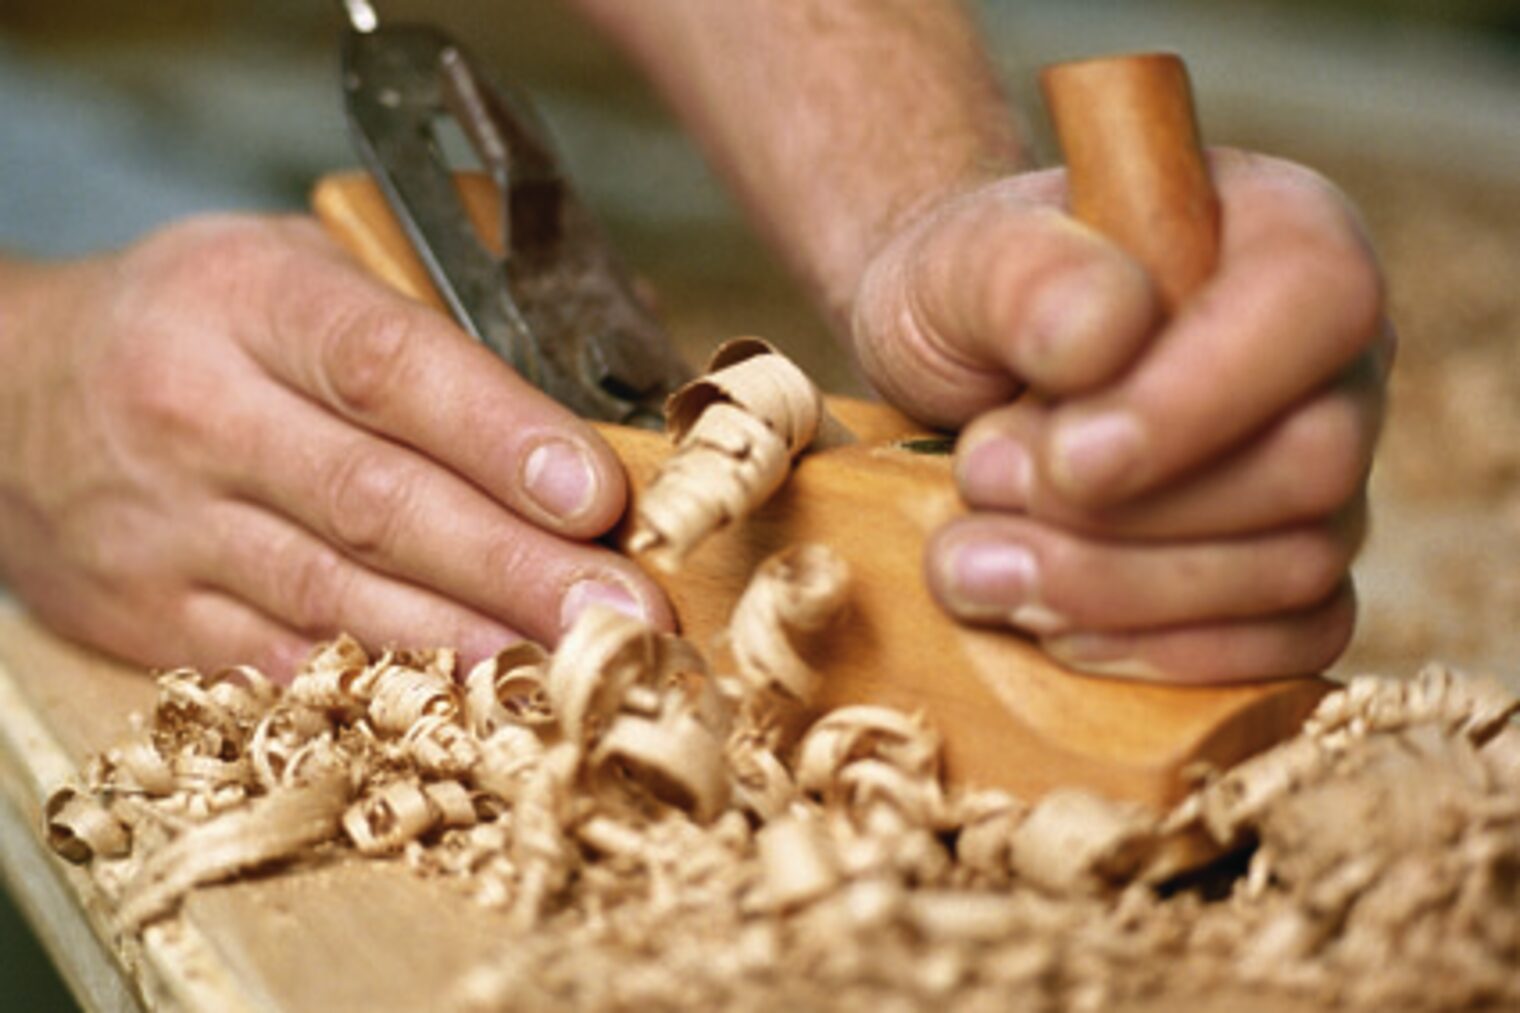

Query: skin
[0,0,1389,683]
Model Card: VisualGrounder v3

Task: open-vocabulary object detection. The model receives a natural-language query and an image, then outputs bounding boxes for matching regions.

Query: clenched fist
[852,153,1392,682]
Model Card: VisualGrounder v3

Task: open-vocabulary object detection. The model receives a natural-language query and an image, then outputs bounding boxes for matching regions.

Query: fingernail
[958,436,1032,508]
[1044,635,1164,681]
[1050,412,1144,500]
[523,439,598,521]
[560,577,650,633]
[943,538,1039,620]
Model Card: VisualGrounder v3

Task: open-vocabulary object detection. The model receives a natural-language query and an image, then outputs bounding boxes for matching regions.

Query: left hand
[849,151,1393,683]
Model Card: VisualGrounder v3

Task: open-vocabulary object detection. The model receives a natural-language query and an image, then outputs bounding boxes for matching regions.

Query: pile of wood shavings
[45,561,1520,1010]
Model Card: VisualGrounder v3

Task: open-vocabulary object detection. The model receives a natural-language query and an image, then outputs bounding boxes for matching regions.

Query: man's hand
[852,153,1391,682]
[0,215,670,677]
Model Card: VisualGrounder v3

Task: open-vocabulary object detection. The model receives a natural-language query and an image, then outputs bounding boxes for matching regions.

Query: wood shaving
[728,543,851,703]
[44,785,131,863]
[630,339,834,570]
[44,587,1520,1009]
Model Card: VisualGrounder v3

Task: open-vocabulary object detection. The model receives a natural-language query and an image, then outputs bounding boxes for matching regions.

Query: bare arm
[569,0,1024,330]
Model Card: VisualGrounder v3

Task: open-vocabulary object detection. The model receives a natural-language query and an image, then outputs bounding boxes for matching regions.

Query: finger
[201,386,672,645]
[956,350,1384,540]
[1040,154,1385,505]
[174,589,315,682]
[850,170,1159,428]
[191,500,533,668]
[1039,582,1358,684]
[927,510,1360,636]
[11,557,311,679]
[237,219,627,538]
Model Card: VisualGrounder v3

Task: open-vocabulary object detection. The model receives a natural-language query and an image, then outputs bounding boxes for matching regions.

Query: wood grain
[312,156,1328,809]
[1042,53,1220,312]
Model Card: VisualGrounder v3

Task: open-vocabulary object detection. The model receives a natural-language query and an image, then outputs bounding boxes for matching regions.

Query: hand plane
[312,7,1331,810]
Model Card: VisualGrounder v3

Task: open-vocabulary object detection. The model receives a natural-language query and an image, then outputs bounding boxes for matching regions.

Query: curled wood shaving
[952,789,1027,883]
[464,643,553,736]
[45,786,131,863]
[630,339,831,570]
[591,704,729,823]
[343,778,477,854]
[1008,789,1158,896]
[119,767,350,929]
[728,543,851,703]
[1305,665,1519,745]
[757,812,840,910]
[546,604,664,748]
[795,705,940,790]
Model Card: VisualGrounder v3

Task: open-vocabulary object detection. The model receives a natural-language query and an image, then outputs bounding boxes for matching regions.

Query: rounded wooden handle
[1040,53,1219,312]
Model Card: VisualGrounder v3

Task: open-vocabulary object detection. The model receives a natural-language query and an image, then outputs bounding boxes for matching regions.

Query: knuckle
[1306,582,1357,669]
[481,532,542,593]
[318,302,416,418]
[274,539,350,634]
[250,636,312,683]
[135,215,281,300]
[1281,397,1368,519]
[1232,159,1386,360]
[323,443,415,555]
[114,350,200,438]
[1313,245,1385,354]
[1274,530,1351,609]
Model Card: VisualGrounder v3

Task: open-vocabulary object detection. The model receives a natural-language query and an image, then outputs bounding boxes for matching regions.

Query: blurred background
[2,2,1518,1008]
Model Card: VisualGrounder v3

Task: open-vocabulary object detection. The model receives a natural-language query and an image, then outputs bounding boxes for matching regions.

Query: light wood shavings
[44,785,131,863]
[118,767,350,929]
[342,778,477,854]
[1305,664,1519,745]
[591,703,729,823]
[756,811,840,910]
[1008,789,1158,896]
[463,642,552,736]
[728,543,851,704]
[42,577,1520,1010]
[630,338,834,570]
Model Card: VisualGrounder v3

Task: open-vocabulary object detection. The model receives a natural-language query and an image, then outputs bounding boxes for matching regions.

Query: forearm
[567,0,1025,331]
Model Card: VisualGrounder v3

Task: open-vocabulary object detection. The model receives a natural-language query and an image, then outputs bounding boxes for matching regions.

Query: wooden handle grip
[1041,53,1219,313]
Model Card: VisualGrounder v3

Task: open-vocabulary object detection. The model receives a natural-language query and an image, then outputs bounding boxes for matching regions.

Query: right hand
[848,155,1389,683]
[0,214,671,678]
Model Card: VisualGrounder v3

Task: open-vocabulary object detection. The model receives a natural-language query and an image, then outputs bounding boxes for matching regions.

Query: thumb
[848,171,1159,429]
